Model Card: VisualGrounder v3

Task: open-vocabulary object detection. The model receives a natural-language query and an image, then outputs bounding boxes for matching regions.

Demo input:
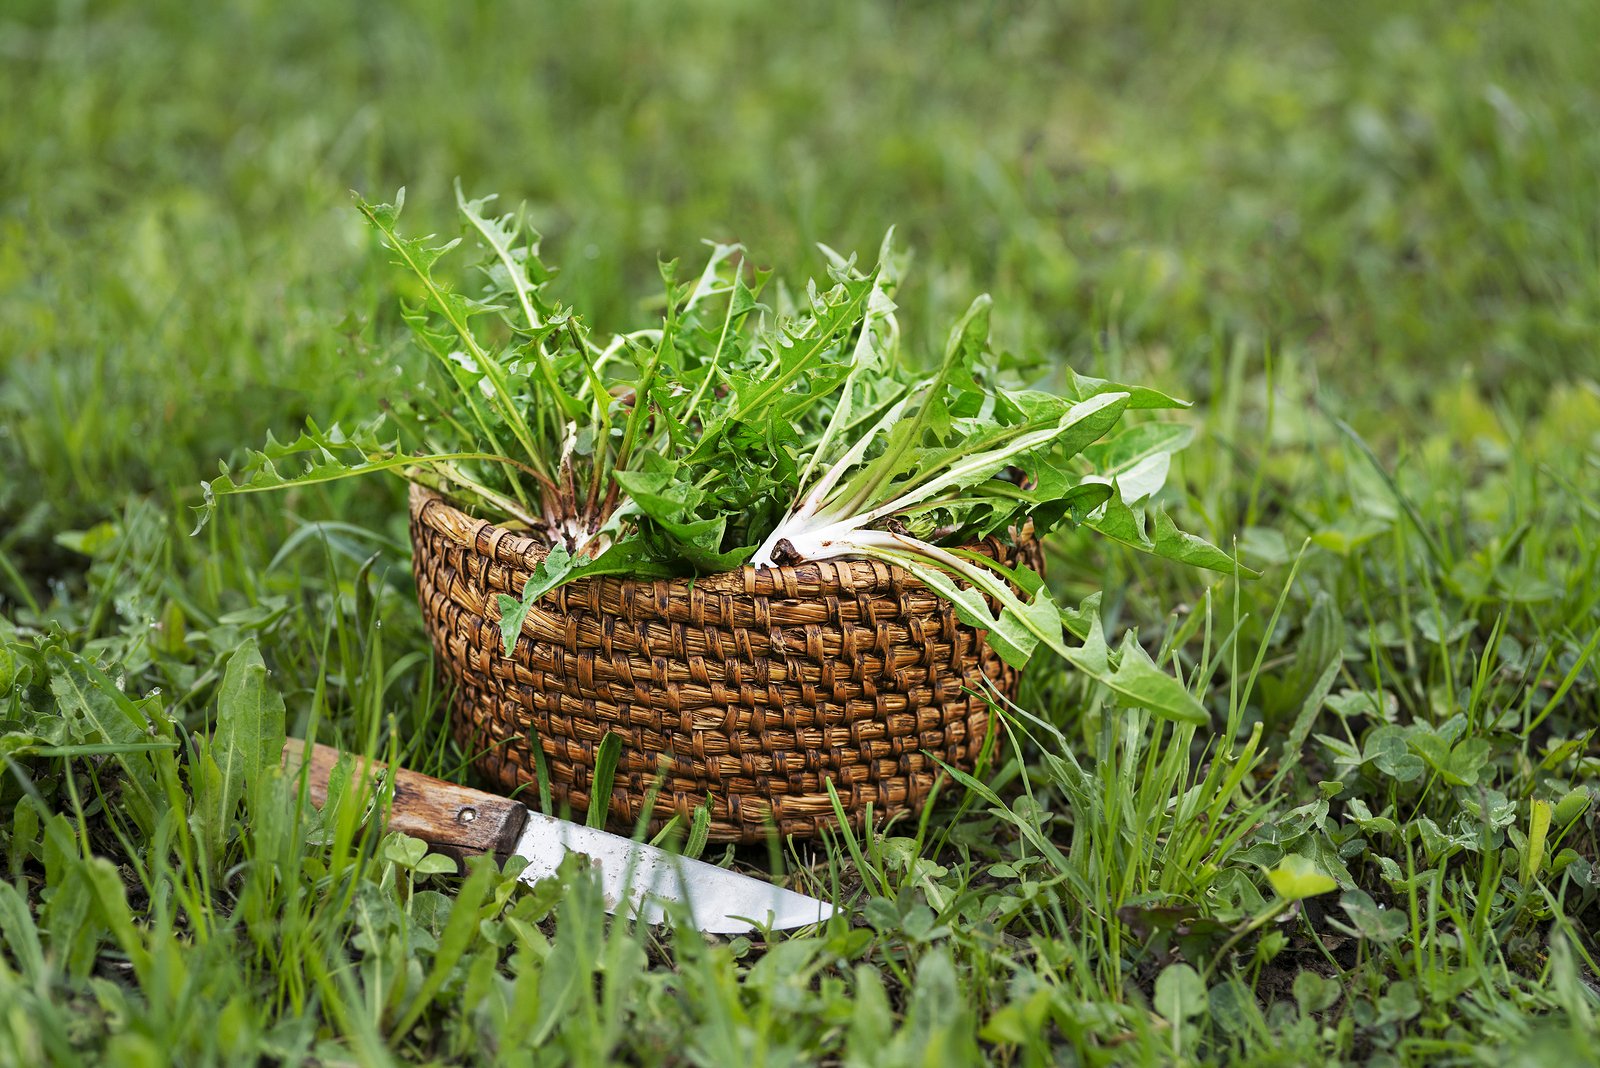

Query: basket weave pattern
[409,484,1036,842]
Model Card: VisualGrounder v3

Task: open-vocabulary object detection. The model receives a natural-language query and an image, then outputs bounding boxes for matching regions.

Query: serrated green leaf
[1082,492,1256,576]
[192,417,539,535]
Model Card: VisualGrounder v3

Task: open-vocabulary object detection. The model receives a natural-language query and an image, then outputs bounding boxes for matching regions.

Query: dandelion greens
[198,188,1250,716]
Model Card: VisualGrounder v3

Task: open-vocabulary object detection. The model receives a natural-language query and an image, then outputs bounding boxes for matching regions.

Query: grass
[3,0,1599,1063]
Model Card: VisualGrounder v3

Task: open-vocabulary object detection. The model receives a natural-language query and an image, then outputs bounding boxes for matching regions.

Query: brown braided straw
[409,483,1041,842]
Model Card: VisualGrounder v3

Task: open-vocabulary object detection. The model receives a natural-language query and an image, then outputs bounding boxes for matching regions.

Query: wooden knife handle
[283,738,528,863]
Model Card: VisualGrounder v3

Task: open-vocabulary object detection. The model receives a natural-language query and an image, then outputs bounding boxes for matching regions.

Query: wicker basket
[409,484,1039,843]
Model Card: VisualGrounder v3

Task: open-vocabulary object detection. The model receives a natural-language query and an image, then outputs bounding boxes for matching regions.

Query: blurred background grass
[5,0,1598,548]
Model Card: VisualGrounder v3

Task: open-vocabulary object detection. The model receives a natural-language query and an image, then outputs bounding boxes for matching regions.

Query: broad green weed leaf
[83,856,145,971]
[1365,725,1426,782]
[0,644,16,694]
[1268,658,1341,792]
[1315,732,1363,771]
[1408,727,1490,786]
[214,638,287,816]
[531,863,605,1044]
[1344,799,1398,835]
[1554,787,1592,827]
[41,814,101,980]
[8,797,41,876]
[0,881,46,981]
[1375,981,1422,1026]
[1444,737,1491,786]
[1209,980,1265,1037]
[1266,854,1338,900]
[1154,963,1207,1022]
[1305,835,1357,890]
[190,749,226,865]
[414,854,458,877]
[1310,515,1391,557]
[849,966,895,1053]
[49,655,162,833]
[382,833,431,870]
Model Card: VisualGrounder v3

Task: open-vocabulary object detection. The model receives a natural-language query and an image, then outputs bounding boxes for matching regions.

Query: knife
[282,739,836,934]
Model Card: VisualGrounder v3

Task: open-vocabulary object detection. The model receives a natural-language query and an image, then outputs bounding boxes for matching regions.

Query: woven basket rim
[407,482,1024,596]
[410,483,552,562]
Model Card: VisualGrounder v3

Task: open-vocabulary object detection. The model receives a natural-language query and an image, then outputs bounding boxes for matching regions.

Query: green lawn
[3,1,1599,1064]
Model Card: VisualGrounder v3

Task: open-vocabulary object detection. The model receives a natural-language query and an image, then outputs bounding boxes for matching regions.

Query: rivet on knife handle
[282,738,529,863]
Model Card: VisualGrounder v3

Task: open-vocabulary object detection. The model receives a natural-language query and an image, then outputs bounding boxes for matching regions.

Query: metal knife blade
[510,808,836,934]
